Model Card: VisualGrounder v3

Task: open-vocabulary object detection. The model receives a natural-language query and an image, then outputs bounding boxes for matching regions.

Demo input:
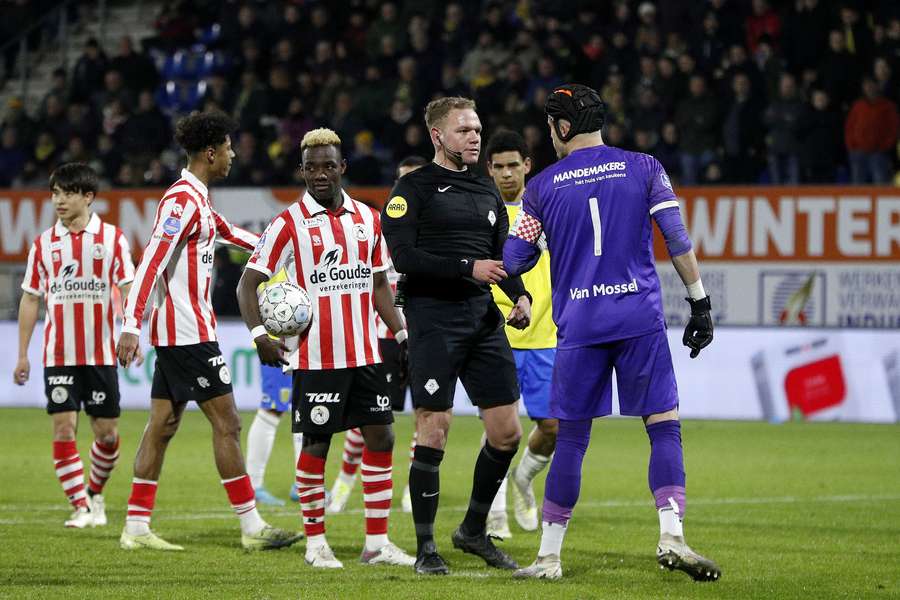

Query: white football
[258,281,312,336]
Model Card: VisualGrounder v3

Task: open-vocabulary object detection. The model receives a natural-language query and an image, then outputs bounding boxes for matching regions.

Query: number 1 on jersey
[588,196,602,256]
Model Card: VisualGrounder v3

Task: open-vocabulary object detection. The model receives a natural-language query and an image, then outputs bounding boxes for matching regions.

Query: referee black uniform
[382,161,528,572]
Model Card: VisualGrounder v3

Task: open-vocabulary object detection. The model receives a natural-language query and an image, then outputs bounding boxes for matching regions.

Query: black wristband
[514,290,533,305]
[458,258,474,277]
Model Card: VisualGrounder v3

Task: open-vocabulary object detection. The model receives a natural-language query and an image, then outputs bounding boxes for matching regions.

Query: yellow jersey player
[486,131,558,537]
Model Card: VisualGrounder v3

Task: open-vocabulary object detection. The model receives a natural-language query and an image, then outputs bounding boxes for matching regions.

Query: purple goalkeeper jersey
[504,145,680,349]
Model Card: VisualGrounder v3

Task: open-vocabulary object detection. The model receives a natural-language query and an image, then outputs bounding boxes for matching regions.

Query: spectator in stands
[844,77,900,184]
[438,63,469,99]
[873,57,899,105]
[461,32,508,84]
[64,103,99,151]
[119,90,171,157]
[0,128,26,187]
[348,130,385,185]
[632,88,664,136]
[60,137,91,165]
[100,99,129,142]
[70,38,107,103]
[439,3,468,64]
[655,56,680,107]
[395,123,431,162]
[800,88,844,183]
[266,65,294,119]
[654,122,682,183]
[838,4,874,64]
[95,134,121,180]
[93,70,135,115]
[745,0,781,54]
[695,11,727,74]
[227,131,271,186]
[754,35,786,103]
[204,73,234,114]
[356,65,394,125]
[40,69,70,116]
[675,74,719,185]
[722,72,764,183]
[522,123,555,174]
[147,0,196,51]
[143,159,172,186]
[818,30,860,111]
[281,97,314,147]
[221,4,267,53]
[635,2,661,55]
[367,2,404,58]
[41,95,70,145]
[233,70,268,133]
[783,0,829,73]
[32,131,58,173]
[764,73,806,184]
[527,57,562,103]
[110,36,158,94]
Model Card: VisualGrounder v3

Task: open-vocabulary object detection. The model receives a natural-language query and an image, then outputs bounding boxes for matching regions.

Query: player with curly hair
[116,111,302,552]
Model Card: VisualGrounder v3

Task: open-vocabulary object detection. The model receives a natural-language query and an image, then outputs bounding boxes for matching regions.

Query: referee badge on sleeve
[385,196,407,218]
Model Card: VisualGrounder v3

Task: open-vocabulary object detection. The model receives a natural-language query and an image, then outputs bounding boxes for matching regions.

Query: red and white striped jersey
[22,213,134,367]
[247,191,389,370]
[122,169,258,346]
[374,259,404,339]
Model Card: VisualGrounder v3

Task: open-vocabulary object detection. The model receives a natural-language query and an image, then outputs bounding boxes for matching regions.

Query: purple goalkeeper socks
[542,418,593,525]
[646,419,686,515]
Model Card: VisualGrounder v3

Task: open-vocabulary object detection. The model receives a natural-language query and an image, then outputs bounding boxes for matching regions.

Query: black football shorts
[403,294,520,412]
[45,365,120,417]
[291,364,394,435]
[151,342,234,404]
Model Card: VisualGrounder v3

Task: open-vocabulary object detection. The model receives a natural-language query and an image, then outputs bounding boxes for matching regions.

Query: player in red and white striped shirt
[115,111,300,552]
[237,128,414,569]
[14,163,135,529]
[326,156,427,516]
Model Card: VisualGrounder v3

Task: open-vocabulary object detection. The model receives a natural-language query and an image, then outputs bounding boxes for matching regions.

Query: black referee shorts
[404,294,519,412]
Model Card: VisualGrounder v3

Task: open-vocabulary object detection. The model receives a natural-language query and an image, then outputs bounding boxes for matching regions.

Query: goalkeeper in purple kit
[504,84,719,582]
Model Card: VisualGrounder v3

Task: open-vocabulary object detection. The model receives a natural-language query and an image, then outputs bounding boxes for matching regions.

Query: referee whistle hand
[256,336,289,367]
[117,333,139,368]
[473,259,507,284]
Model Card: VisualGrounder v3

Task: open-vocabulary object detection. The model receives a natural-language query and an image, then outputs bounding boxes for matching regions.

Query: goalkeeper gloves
[682,296,713,358]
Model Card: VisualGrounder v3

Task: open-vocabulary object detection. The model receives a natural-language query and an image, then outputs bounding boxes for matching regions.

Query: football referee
[382,97,532,575]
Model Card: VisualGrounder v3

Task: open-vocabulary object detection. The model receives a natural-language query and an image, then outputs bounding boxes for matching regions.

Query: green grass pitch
[0,408,898,599]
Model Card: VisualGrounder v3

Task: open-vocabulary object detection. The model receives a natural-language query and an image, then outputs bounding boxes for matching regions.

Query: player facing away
[237,128,415,569]
[245,267,304,506]
[484,132,558,539]
[325,155,427,516]
[504,84,720,581]
[116,111,302,552]
[14,163,135,528]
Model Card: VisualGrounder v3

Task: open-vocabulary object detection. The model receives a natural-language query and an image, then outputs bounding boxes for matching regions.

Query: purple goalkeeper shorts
[551,328,679,419]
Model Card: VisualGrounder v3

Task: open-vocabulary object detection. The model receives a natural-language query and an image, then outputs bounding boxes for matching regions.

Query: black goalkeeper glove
[682,296,713,359]
[397,339,410,386]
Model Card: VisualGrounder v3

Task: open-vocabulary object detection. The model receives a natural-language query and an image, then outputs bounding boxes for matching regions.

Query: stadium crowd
[1,0,899,188]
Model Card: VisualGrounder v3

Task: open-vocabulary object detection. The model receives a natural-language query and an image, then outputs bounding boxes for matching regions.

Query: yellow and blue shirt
[492,202,556,350]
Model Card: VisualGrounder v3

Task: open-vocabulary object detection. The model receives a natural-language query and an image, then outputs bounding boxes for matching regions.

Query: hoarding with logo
[2,186,898,328]
[2,321,897,422]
